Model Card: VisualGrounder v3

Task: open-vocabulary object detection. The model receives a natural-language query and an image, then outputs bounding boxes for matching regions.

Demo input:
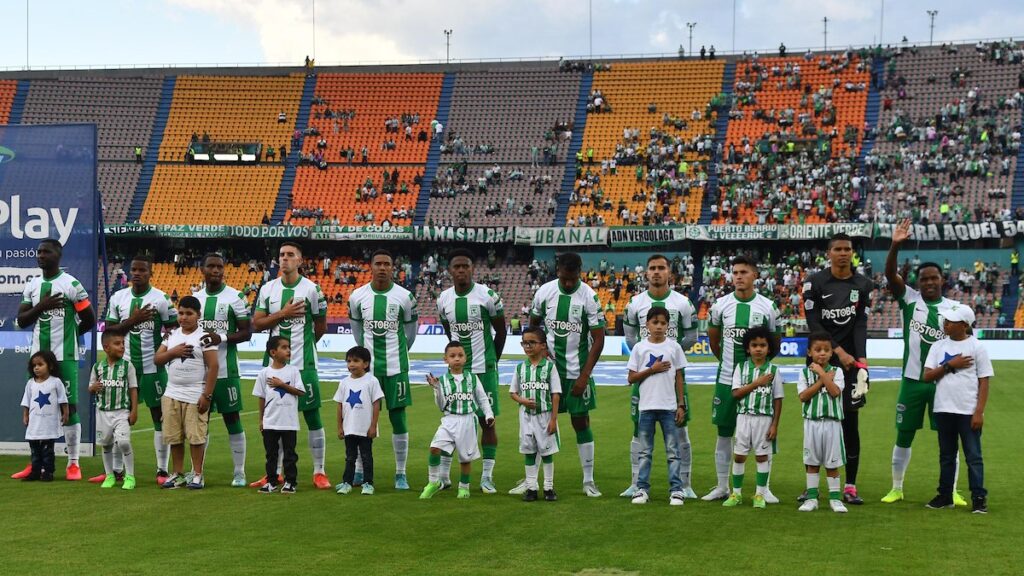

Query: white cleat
[798,499,819,512]
[829,499,849,513]
[507,478,528,495]
[619,485,638,498]
[701,486,730,501]
[583,481,602,497]
[680,487,699,500]
[763,487,780,504]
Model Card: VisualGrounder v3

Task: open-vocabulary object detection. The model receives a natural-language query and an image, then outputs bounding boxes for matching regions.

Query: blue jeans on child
[935,412,986,498]
[637,410,683,492]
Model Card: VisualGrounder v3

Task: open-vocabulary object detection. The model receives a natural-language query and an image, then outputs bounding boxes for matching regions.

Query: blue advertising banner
[0,124,98,454]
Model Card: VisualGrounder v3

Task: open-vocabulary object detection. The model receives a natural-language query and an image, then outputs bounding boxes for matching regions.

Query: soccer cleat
[281,483,296,494]
[88,473,108,484]
[669,491,686,506]
[971,496,988,514]
[313,473,331,490]
[394,473,410,490]
[619,485,638,498]
[680,487,698,499]
[162,474,186,489]
[480,478,497,494]
[361,483,375,495]
[100,475,117,489]
[352,471,364,487]
[40,472,53,482]
[258,483,278,494]
[583,482,602,497]
[508,478,528,495]
[419,481,441,500]
[762,488,780,504]
[440,480,452,491]
[335,482,352,494]
[852,368,870,399]
[457,487,471,499]
[796,489,809,502]
[122,475,136,491]
[843,486,864,505]
[953,491,968,507]
[829,499,849,513]
[702,486,730,501]
[631,489,649,504]
[249,474,283,488]
[881,489,904,503]
[11,463,33,479]
[187,475,205,490]
[798,499,819,512]
[544,489,558,501]
[523,489,538,502]
[231,473,247,488]
[184,471,195,484]
[65,463,82,481]
[752,494,767,509]
[156,470,170,486]
[925,494,954,509]
[722,493,742,507]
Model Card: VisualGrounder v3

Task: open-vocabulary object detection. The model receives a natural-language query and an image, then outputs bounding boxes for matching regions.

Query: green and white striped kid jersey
[194,284,250,379]
[530,280,605,382]
[797,366,846,420]
[624,289,697,346]
[91,358,138,411]
[710,292,779,386]
[348,282,418,377]
[510,359,561,414]
[436,372,488,415]
[256,276,327,372]
[436,282,504,374]
[732,360,784,416]
[898,286,958,381]
[21,272,90,361]
[106,286,177,375]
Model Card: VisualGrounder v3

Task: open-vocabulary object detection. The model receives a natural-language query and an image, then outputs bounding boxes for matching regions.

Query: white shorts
[431,414,479,463]
[96,409,132,447]
[518,410,560,457]
[734,413,773,457]
[802,419,845,468]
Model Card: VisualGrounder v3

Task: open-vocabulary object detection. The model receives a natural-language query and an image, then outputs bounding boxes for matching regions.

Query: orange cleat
[88,473,107,484]
[249,474,284,488]
[313,473,331,490]
[156,470,170,486]
[11,464,33,479]
[66,463,83,481]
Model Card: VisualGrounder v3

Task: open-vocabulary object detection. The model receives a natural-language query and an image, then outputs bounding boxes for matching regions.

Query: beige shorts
[161,396,209,446]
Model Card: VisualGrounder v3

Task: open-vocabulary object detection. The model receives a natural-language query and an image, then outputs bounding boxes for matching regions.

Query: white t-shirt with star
[333,373,385,437]
[627,338,687,411]
[21,376,68,440]
[252,365,306,431]
[925,336,994,415]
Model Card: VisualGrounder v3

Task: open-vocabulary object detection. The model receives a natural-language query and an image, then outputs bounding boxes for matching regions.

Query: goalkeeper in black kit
[801,233,874,505]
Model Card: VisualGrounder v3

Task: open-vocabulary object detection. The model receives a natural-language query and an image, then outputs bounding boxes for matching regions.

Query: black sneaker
[523,489,538,502]
[544,489,557,501]
[796,489,809,502]
[281,482,296,494]
[40,472,53,482]
[972,496,988,514]
[22,473,40,482]
[258,483,278,494]
[926,494,954,509]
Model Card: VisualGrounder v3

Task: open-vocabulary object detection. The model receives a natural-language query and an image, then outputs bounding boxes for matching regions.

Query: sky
[1,0,1022,70]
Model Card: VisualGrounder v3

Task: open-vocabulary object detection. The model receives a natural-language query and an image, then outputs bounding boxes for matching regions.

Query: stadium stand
[571,60,726,226]
[0,80,16,124]
[424,163,559,227]
[287,165,419,226]
[414,255,537,326]
[141,164,283,225]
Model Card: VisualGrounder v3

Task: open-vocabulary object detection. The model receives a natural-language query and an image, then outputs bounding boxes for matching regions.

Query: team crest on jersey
[386,302,400,321]
[468,304,481,322]
[850,290,859,303]
[751,312,764,326]
[569,304,583,321]
[217,303,229,317]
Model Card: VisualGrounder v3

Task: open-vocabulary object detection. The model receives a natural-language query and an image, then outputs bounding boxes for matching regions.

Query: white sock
[629,436,641,487]
[63,424,80,465]
[439,454,453,483]
[756,459,771,496]
[393,433,409,475]
[715,436,732,491]
[308,429,326,474]
[578,442,595,484]
[525,463,539,490]
[112,444,124,474]
[543,461,554,490]
[482,458,495,481]
[228,432,246,476]
[678,426,692,488]
[118,439,135,476]
[827,476,841,498]
[806,472,820,495]
[102,445,114,475]
[731,460,745,495]
[429,462,440,483]
[892,445,911,490]
[154,431,169,472]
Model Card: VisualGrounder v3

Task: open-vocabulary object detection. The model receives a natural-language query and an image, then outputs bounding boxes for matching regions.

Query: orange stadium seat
[0,80,17,124]
[288,165,419,226]
[141,164,283,225]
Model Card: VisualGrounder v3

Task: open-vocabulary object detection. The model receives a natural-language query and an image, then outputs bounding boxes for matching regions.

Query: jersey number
[227,387,239,403]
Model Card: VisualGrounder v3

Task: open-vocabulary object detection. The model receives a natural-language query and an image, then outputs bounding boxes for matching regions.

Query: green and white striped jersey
[21,272,90,361]
[797,365,845,420]
[90,358,138,411]
[509,359,561,414]
[433,372,493,417]
[530,280,605,382]
[898,286,958,381]
[349,282,418,377]
[710,292,779,386]
[194,284,250,379]
[256,276,327,372]
[731,360,784,416]
[106,286,177,375]
[436,282,504,374]
[624,289,697,346]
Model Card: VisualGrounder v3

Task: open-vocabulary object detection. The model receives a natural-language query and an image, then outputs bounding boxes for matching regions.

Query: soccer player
[528,252,605,497]
[881,219,966,505]
[193,253,253,487]
[349,249,418,490]
[14,239,95,481]
[797,332,848,513]
[436,248,507,493]
[89,332,139,490]
[253,242,330,489]
[802,233,874,505]
[509,326,561,502]
[104,254,178,485]
[704,255,780,502]
[622,254,698,499]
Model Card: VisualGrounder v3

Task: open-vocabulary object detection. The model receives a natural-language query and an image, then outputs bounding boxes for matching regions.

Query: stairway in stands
[855,56,886,213]
[699,61,734,225]
[413,72,456,226]
[270,74,316,225]
[553,70,591,227]
[126,75,175,223]
[7,80,29,124]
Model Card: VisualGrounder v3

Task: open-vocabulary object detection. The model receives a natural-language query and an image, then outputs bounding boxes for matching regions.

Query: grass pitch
[1,357,1021,575]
